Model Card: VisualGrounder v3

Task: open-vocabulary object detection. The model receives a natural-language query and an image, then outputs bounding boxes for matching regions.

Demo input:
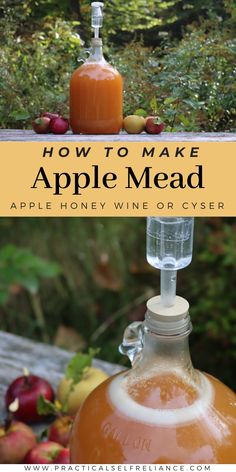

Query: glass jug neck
[120,296,196,379]
[140,328,194,376]
[87,39,105,63]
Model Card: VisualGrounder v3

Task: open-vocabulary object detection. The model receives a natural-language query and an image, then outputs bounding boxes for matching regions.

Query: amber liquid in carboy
[70,59,123,134]
[70,370,236,464]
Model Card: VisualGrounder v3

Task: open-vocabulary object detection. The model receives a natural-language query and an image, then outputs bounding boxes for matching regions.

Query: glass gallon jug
[70,296,236,463]
[70,38,123,134]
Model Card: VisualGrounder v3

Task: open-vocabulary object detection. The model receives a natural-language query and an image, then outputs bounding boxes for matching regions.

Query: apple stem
[8,398,19,413]
[23,367,31,386]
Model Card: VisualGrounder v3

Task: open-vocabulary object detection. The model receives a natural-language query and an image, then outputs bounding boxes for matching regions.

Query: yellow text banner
[0,141,235,216]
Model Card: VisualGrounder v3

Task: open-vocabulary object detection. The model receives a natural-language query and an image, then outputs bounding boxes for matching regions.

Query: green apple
[57,367,108,415]
[123,115,146,134]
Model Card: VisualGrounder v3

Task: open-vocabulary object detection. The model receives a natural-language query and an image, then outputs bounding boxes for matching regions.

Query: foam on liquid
[108,370,213,426]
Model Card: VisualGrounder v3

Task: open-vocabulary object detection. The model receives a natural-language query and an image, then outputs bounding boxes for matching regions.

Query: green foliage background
[0,0,235,130]
[0,217,235,391]
[0,2,235,389]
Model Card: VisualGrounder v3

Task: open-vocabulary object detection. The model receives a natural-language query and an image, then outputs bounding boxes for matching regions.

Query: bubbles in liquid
[108,371,213,426]
[70,371,236,463]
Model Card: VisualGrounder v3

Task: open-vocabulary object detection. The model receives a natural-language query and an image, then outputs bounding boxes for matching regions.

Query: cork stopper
[145,295,191,336]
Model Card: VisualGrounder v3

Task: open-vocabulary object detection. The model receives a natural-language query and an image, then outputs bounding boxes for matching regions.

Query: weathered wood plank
[0,331,123,421]
[0,130,236,142]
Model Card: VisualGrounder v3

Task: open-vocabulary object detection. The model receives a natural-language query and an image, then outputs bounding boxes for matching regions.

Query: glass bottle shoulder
[71,370,236,464]
[71,59,122,82]
[79,368,236,426]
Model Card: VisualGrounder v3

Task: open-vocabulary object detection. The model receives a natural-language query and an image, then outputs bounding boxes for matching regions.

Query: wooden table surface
[0,330,123,422]
[0,130,236,142]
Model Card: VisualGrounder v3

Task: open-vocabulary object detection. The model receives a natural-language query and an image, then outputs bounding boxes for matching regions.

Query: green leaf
[37,427,49,443]
[153,116,163,125]
[16,274,39,294]
[9,111,30,121]
[183,99,198,109]
[37,395,60,416]
[178,113,190,126]
[65,348,100,384]
[164,96,177,105]
[150,97,158,114]
[134,108,148,117]
[0,290,9,305]
[0,244,61,302]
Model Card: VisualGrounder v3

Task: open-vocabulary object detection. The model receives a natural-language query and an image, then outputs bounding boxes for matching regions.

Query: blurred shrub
[0,218,235,391]
[0,17,81,128]
[113,23,236,131]
[0,243,60,342]
[2,0,234,45]
[0,12,235,131]
[0,244,60,303]
[155,27,236,131]
[111,43,158,117]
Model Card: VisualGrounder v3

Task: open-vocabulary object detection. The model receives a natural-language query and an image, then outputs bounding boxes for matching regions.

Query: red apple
[5,373,55,423]
[0,421,36,464]
[25,441,69,464]
[48,416,73,447]
[54,448,70,464]
[50,117,69,134]
[32,117,51,134]
[42,112,60,120]
[145,116,164,134]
